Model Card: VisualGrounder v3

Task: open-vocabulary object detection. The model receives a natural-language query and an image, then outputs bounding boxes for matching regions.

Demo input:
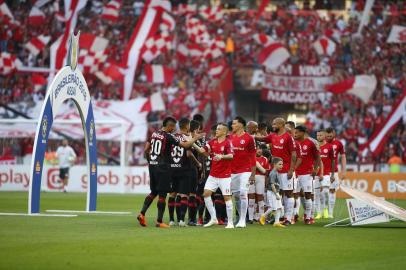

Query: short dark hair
[190,120,200,132]
[234,116,246,127]
[192,114,204,123]
[286,121,295,129]
[271,157,283,165]
[258,122,267,130]
[227,120,233,131]
[325,127,335,133]
[295,125,307,133]
[211,124,218,132]
[163,116,177,127]
[178,118,190,129]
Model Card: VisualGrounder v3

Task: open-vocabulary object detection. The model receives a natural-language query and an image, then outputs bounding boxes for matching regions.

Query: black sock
[141,193,156,215]
[180,197,188,221]
[157,193,167,223]
[175,195,182,222]
[168,196,175,222]
[197,196,205,219]
[188,196,197,222]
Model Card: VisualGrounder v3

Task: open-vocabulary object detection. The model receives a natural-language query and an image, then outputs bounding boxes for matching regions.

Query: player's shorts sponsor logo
[47,168,63,190]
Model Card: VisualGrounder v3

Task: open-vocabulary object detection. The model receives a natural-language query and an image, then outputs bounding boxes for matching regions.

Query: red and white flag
[208,60,226,79]
[325,75,377,103]
[386,25,406,43]
[0,52,22,75]
[204,38,225,59]
[0,0,16,24]
[186,17,210,44]
[150,0,171,12]
[141,33,172,63]
[258,42,290,70]
[25,35,51,56]
[175,4,196,15]
[101,0,121,22]
[80,33,109,52]
[188,43,205,58]
[256,0,270,20]
[361,91,406,156]
[95,63,125,85]
[176,43,189,62]
[144,64,174,84]
[140,91,166,112]
[28,6,46,26]
[253,33,274,46]
[313,37,336,56]
[160,12,175,32]
[78,50,108,73]
[31,73,48,91]
[199,5,223,22]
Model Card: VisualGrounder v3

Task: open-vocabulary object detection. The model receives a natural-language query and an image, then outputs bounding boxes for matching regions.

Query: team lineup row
[136,114,346,228]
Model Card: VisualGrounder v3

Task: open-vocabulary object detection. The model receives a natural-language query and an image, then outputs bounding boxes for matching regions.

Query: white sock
[293,197,300,215]
[254,202,258,219]
[204,196,217,221]
[275,209,281,223]
[258,200,265,218]
[328,192,336,216]
[321,189,329,211]
[233,192,241,216]
[263,208,273,217]
[300,196,306,212]
[285,197,294,221]
[314,189,321,214]
[239,191,248,223]
[248,198,255,221]
[305,199,312,219]
[225,200,233,224]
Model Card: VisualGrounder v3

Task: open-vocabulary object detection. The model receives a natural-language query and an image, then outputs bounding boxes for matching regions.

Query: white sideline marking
[0,212,77,217]
[46,210,132,215]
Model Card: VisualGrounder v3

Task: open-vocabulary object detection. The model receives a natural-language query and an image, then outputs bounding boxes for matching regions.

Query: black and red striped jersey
[149,130,180,167]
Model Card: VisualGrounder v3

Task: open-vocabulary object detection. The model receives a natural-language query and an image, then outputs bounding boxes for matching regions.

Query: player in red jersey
[248,145,271,222]
[230,116,257,228]
[285,121,302,223]
[256,118,297,225]
[194,123,235,229]
[325,127,346,218]
[137,117,203,228]
[316,130,335,219]
[294,125,321,225]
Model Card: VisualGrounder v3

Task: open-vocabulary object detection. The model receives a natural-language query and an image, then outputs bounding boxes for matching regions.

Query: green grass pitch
[0,192,405,270]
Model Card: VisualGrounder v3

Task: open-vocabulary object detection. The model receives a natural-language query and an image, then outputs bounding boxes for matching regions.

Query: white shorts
[248,175,265,195]
[231,172,251,193]
[298,174,313,193]
[313,176,321,189]
[280,173,293,191]
[293,175,300,193]
[266,190,283,211]
[330,173,340,190]
[320,175,331,187]
[204,176,231,196]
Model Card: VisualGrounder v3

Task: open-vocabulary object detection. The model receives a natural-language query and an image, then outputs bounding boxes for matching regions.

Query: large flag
[325,75,377,103]
[95,63,125,85]
[0,0,16,25]
[204,38,225,59]
[101,0,122,22]
[0,52,22,75]
[361,91,406,156]
[140,91,166,112]
[78,33,109,73]
[256,0,270,20]
[199,5,223,22]
[25,35,51,56]
[122,0,163,100]
[253,33,274,46]
[31,73,48,91]
[387,25,406,43]
[313,37,336,56]
[144,64,174,84]
[357,0,375,35]
[28,6,46,26]
[160,12,175,32]
[186,17,210,44]
[258,42,290,70]
[141,33,172,63]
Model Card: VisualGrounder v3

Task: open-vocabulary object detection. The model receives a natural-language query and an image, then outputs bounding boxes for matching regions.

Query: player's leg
[231,174,240,219]
[168,192,177,226]
[255,175,265,221]
[188,169,198,226]
[175,194,182,222]
[138,166,158,227]
[248,181,256,223]
[314,177,321,220]
[292,175,300,223]
[177,170,190,227]
[218,177,233,229]
[300,175,313,224]
[260,190,276,225]
[155,167,172,227]
[196,176,206,225]
[328,173,339,218]
[320,176,330,218]
[236,172,250,228]
[63,168,69,192]
[214,189,225,224]
[280,173,294,225]
[203,176,219,227]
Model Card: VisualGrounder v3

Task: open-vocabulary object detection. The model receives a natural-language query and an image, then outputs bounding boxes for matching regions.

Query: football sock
[321,189,329,211]
[239,191,248,223]
[180,197,188,221]
[258,200,265,218]
[204,196,216,221]
[305,199,312,219]
[140,193,156,215]
[157,194,167,223]
[314,188,321,214]
[188,196,197,222]
[225,200,233,224]
[248,198,255,221]
[293,197,301,216]
[168,196,175,222]
[285,197,294,221]
[197,196,205,219]
[233,192,241,216]
[329,192,336,216]
[275,209,281,223]
[175,195,182,221]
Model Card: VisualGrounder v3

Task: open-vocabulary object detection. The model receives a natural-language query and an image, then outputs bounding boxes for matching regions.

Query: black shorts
[171,169,191,195]
[189,168,199,194]
[59,168,69,179]
[149,165,173,193]
[196,172,209,195]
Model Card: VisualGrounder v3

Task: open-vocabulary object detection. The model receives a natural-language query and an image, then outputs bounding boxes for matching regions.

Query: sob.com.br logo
[47,168,63,190]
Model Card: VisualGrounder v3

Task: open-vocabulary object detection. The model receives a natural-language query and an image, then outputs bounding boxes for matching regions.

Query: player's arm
[187,150,202,170]
[192,143,210,157]
[312,152,321,178]
[178,132,204,149]
[330,158,335,183]
[144,141,151,161]
[256,161,266,174]
[213,153,233,161]
[288,150,297,179]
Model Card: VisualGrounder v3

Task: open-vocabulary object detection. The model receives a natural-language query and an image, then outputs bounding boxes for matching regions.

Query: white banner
[386,25,406,43]
[0,98,148,142]
[346,198,389,225]
[0,165,150,194]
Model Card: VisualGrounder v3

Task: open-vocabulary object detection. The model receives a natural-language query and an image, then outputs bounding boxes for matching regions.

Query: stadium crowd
[0,0,405,168]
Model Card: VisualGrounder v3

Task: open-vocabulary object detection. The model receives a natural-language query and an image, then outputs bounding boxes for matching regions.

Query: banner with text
[250,64,333,103]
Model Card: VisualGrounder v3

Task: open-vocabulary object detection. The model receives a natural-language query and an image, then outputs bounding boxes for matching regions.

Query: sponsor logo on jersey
[324,149,328,153]
[280,139,284,143]
[240,139,245,144]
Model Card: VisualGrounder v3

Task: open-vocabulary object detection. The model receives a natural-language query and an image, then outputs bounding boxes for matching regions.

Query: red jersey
[264,132,296,173]
[204,138,233,178]
[256,156,271,176]
[330,139,345,172]
[319,143,335,176]
[295,138,319,176]
[230,132,256,174]
[295,139,303,159]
